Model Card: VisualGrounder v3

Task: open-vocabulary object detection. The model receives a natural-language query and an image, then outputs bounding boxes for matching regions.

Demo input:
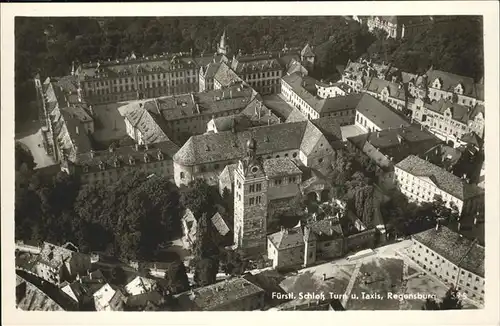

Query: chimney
[376,131,380,138]
[109,146,114,153]
[457,222,461,231]
[75,126,79,135]
[90,149,95,158]
[135,143,139,151]
[268,118,271,125]
[323,273,327,281]
[145,143,149,150]
[474,216,478,225]
[435,221,440,231]
[230,89,233,98]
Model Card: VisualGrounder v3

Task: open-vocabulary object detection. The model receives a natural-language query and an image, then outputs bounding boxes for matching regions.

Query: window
[256,196,262,204]
[249,184,255,193]
[180,172,185,179]
[256,183,262,192]
[293,152,298,158]
[249,197,255,206]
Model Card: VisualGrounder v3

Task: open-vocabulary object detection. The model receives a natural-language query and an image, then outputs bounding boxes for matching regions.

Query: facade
[175,278,265,311]
[409,226,485,303]
[77,54,200,104]
[394,155,484,215]
[355,93,411,132]
[93,283,126,311]
[16,242,91,287]
[347,125,442,188]
[364,77,407,111]
[62,141,179,186]
[410,98,484,146]
[425,69,481,106]
[230,54,284,95]
[267,217,377,269]
[366,16,400,38]
[281,72,362,125]
[173,120,334,187]
[315,81,352,99]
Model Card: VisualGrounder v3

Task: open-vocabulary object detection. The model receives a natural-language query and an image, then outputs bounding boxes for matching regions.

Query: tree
[165,259,190,294]
[194,257,219,287]
[110,266,127,285]
[15,142,36,171]
[180,179,221,220]
[192,213,218,264]
[422,287,463,310]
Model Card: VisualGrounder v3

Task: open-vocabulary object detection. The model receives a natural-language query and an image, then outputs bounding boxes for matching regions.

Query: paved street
[16,120,54,169]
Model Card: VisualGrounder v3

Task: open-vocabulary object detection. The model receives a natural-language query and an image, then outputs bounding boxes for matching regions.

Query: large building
[175,277,265,311]
[409,226,484,304]
[118,84,258,144]
[410,98,484,146]
[62,141,179,186]
[281,72,362,125]
[394,155,484,215]
[232,141,304,251]
[347,125,443,187]
[172,119,334,187]
[354,93,411,132]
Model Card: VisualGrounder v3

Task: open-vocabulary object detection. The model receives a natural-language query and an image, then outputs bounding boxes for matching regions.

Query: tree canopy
[422,287,463,310]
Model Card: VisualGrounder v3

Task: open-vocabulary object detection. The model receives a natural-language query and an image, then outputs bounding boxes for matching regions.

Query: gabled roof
[355,94,410,129]
[307,218,344,240]
[413,226,484,277]
[426,69,476,97]
[174,120,329,166]
[366,77,406,101]
[301,44,315,58]
[263,158,302,179]
[396,155,484,200]
[268,227,305,250]
[118,101,171,144]
[427,99,471,124]
[214,62,245,88]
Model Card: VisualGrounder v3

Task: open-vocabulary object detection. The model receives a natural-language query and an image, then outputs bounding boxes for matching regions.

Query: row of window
[243,70,281,80]
[248,196,262,206]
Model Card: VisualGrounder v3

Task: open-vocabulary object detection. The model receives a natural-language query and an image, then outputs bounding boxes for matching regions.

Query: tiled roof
[307,218,344,240]
[319,93,364,114]
[458,242,484,277]
[268,227,305,250]
[348,125,442,166]
[155,85,254,121]
[79,54,197,80]
[366,77,406,101]
[263,158,302,178]
[201,62,222,79]
[310,117,342,141]
[219,164,237,191]
[426,69,476,97]
[211,212,230,236]
[460,132,483,147]
[126,291,163,310]
[125,276,157,296]
[173,120,327,166]
[285,107,307,123]
[413,226,484,277]
[427,99,471,124]
[262,95,294,120]
[396,155,484,200]
[75,140,179,173]
[16,276,64,311]
[175,278,264,311]
[469,103,484,120]
[118,101,171,144]
[214,62,245,88]
[232,57,282,74]
[356,94,410,129]
[401,72,418,84]
[39,242,74,270]
[241,98,281,126]
[287,59,308,76]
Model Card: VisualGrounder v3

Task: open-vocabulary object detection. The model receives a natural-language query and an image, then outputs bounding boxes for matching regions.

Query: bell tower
[233,137,268,252]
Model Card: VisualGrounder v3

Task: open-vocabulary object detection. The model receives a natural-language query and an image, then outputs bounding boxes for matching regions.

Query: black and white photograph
[1,2,499,324]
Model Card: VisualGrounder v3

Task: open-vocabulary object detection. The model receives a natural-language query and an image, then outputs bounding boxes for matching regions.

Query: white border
[2,2,499,326]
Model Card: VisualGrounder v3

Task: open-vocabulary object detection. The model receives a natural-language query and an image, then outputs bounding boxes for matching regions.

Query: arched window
[180,172,185,179]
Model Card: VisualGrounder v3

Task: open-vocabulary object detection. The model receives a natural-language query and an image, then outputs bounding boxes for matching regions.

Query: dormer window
[157,150,164,160]
[98,161,105,170]
[113,158,120,168]
[82,165,89,173]
[433,79,442,89]
[129,156,135,165]
[454,84,464,95]
[144,153,150,163]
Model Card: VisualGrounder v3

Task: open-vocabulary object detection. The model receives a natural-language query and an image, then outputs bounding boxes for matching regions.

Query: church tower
[233,137,268,252]
[217,30,228,55]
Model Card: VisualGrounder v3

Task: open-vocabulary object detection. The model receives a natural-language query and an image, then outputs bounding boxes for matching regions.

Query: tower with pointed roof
[300,43,315,70]
[217,30,228,55]
[233,137,268,251]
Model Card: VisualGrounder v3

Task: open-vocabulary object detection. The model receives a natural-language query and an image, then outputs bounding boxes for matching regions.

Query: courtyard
[278,240,479,310]
[16,120,55,169]
[91,102,129,143]
[340,124,366,140]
